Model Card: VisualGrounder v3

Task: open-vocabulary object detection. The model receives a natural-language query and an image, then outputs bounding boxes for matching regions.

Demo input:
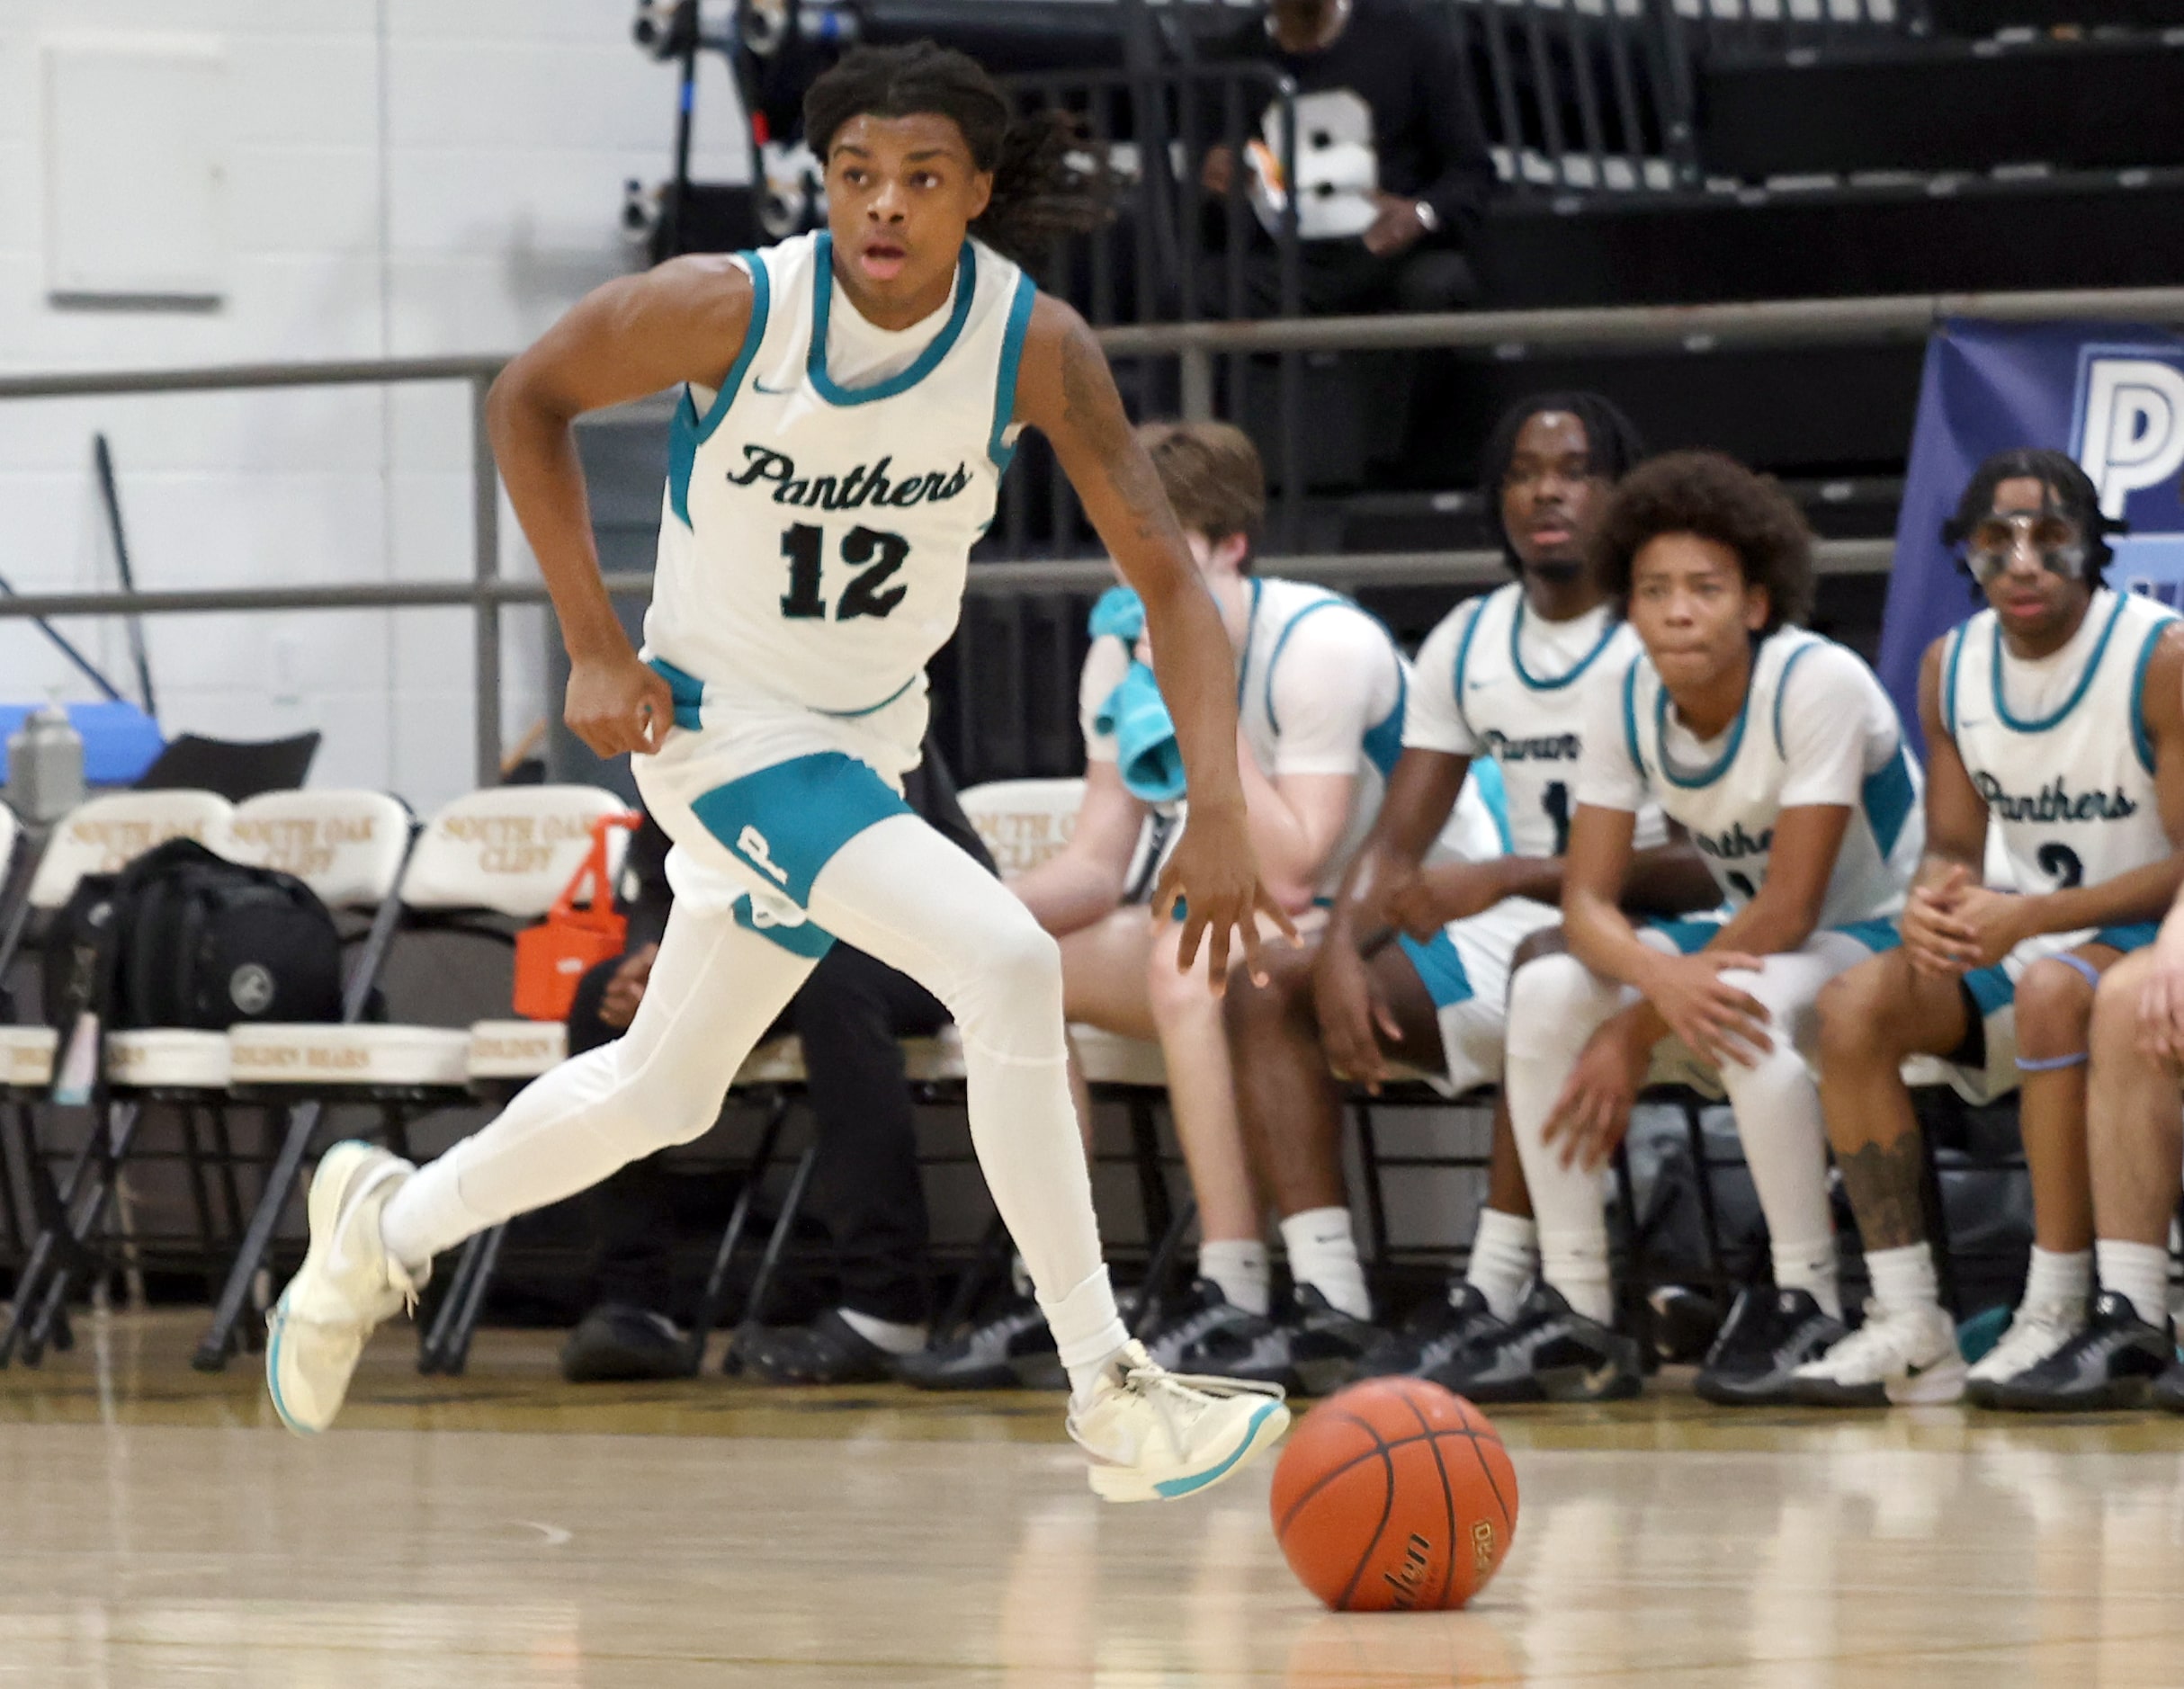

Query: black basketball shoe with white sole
[1983,1292,2171,1412]
[1140,1278,1268,1373]
[896,1295,1063,1390]
[1694,1287,1847,1407]
[1175,1285,1381,1396]
[2150,1356,2184,1414]
[1355,1283,1509,1381]
[1428,1283,1642,1404]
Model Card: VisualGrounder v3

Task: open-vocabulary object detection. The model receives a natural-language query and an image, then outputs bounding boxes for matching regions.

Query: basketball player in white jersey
[1441,451,1925,1407]
[907,419,1463,1388]
[1790,451,2184,1408]
[1215,395,1715,1397]
[266,43,1296,1502]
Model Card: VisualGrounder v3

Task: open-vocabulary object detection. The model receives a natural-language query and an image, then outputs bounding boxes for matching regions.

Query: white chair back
[27,791,234,908]
[228,791,413,910]
[0,802,17,872]
[958,778,1085,877]
[400,786,631,917]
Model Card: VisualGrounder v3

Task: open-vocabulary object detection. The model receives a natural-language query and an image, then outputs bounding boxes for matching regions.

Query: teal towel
[1096,662,1186,804]
[1088,584,1145,644]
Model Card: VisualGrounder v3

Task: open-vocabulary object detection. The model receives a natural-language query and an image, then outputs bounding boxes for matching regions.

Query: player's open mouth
[859,240,909,281]
[1530,523,1572,547]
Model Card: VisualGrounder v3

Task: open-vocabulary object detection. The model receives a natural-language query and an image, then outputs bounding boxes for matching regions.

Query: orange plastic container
[512,811,643,1022]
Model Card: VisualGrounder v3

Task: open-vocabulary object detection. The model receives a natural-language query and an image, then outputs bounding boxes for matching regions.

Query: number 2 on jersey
[2036,842,2083,889]
[779,523,909,621]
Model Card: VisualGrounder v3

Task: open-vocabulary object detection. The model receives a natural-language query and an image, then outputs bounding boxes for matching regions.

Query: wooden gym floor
[0,1312,2181,1686]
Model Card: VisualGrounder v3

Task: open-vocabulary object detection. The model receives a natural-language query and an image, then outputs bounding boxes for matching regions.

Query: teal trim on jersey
[1469,756,1515,853]
[668,250,772,526]
[1862,743,1917,858]
[1398,928,1476,1008]
[1509,596,1619,691]
[1620,657,1644,778]
[1963,961,2014,1018]
[814,674,920,719]
[1646,916,1725,955]
[1831,917,1899,954]
[1236,577,1264,708]
[1362,666,1408,778]
[2094,921,2160,954]
[1449,592,1490,745]
[648,657,706,731]
[688,752,911,908]
[987,272,1038,473]
[733,892,836,960]
[2128,612,2176,775]
[807,235,977,407]
[1262,595,1349,733]
[1770,639,1823,757]
[1942,622,1968,741]
[1655,654,1755,791]
[1262,590,1409,778]
[1991,589,2128,735]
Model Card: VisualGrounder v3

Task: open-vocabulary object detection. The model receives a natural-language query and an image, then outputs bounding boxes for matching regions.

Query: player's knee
[1507,952,1591,1060]
[953,904,1064,1041]
[2090,952,2152,1063]
[2015,957,2096,1059]
[614,1054,730,1150]
[1816,960,1902,1060]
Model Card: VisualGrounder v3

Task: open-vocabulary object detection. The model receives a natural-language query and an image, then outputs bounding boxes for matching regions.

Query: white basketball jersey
[1944,588,2178,896]
[1621,629,1923,926]
[1236,577,1408,892]
[1446,582,1658,858]
[645,230,1036,718]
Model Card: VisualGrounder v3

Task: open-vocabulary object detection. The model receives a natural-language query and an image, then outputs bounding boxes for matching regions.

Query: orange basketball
[1269,1377,1518,1613]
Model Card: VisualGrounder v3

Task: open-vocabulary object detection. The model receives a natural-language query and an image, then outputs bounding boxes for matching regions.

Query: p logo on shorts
[689,751,912,912]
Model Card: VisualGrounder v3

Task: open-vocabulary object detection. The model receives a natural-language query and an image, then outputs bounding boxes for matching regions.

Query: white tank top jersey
[1406,582,1667,858]
[1944,587,2178,898]
[644,229,1037,719]
[1590,628,1925,929]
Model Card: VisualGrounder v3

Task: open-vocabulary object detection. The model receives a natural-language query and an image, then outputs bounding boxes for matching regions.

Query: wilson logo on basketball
[1380,1533,1434,1610]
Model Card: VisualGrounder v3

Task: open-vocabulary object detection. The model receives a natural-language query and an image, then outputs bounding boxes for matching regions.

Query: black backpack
[44,837,345,1034]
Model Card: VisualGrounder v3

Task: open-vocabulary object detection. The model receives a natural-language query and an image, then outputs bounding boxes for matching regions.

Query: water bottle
[7,703,85,824]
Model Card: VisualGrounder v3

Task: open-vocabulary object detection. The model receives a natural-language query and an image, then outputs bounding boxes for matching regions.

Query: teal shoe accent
[1957,1304,2012,1365]
[265,1291,311,1437]
[1153,1399,1282,1498]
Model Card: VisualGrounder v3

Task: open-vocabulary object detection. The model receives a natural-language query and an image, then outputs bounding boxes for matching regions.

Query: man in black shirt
[1203,0,1495,316]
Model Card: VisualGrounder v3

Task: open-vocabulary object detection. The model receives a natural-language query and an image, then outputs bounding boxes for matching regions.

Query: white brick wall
[0,1,750,811]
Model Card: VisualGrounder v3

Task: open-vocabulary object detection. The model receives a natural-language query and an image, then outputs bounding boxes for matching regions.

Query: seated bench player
[1213,393,1719,1398]
[1442,451,1926,1406]
[903,419,1465,1388]
[1790,451,2184,1408]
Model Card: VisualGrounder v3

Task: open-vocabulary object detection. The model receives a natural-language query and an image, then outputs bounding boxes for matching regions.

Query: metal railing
[4,281,2184,786]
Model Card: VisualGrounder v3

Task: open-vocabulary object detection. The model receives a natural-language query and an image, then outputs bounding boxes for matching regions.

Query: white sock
[1864,1243,1939,1320]
[1463,1209,1537,1323]
[1538,1229,1614,1326]
[1772,1235,1843,1324]
[1279,1208,1372,1321]
[837,1308,927,1355]
[2023,1246,2092,1312]
[1197,1238,1271,1318]
[1044,1267,1130,1406]
[2096,1239,2171,1331]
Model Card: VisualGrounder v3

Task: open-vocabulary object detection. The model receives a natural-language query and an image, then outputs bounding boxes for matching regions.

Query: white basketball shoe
[266,1141,425,1435]
[1066,1340,1291,1503]
[1790,1301,1966,1407]
[1965,1296,2086,1407]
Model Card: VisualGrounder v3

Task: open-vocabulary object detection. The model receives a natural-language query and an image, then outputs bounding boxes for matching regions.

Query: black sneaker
[729,1308,901,1385]
[2151,1356,2184,1414]
[1354,1283,1508,1380]
[559,1302,693,1383]
[1175,1285,1383,1396]
[1983,1292,2171,1412]
[1428,1283,1642,1405]
[1694,1287,1846,1407]
[896,1296,1063,1390]
[1139,1277,1268,1372]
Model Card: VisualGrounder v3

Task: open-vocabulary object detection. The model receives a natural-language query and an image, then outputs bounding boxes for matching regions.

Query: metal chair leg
[1682,1098,1729,1300]
[436,1224,507,1378]
[191,1100,323,1372]
[1130,1194,1200,1339]
[24,1102,147,1363]
[1352,1099,1392,1265]
[935,1213,1013,1340]
[418,1227,497,1374]
[1917,1124,1962,1318]
[730,1141,820,1349]
[683,1094,793,1373]
[1123,1094,1174,1255]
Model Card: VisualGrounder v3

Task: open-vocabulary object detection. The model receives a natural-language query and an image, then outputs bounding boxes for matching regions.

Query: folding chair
[184,790,418,1369]
[0,791,235,1364]
[203,785,628,1372]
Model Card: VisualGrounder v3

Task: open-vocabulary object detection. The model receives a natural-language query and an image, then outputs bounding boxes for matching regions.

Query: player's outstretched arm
[486,255,756,759]
[1014,295,1293,985]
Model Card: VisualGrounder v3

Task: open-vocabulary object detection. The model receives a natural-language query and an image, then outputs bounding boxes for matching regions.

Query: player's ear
[967,169,994,223]
[1742,584,1771,633]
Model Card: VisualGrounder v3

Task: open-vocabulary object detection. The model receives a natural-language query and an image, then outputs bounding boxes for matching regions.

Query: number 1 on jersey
[1543,781,1572,858]
[779,523,909,621]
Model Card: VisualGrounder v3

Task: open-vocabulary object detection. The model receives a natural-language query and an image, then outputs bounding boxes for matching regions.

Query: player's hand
[1639,949,1773,1069]
[1155,800,1298,995]
[1901,871,1972,977]
[1543,1010,1651,1173]
[565,650,674,758]
[598,943,658,1032]
[1312,934,1401,1093]
[1363,193,1430,257]
[1386,860,1505,938]
[1938,883,2033,970]
[2138,943,2184,1064]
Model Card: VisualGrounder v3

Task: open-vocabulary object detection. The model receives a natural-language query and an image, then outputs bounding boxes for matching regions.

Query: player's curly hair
[804,43,1115,269]
[1478,391,1648,575]
[1941,446,2124,590]
[1591,451,1814,634]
